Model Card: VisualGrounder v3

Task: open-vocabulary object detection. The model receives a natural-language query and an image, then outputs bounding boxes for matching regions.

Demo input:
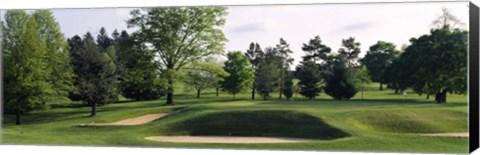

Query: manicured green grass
[1,82,469,153]
[167,110,350,140]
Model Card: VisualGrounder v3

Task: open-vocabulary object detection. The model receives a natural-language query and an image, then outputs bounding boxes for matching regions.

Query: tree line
[2,8,467,125]
[199,8,467,104]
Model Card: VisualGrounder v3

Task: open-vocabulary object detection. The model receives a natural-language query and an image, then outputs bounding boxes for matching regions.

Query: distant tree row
[241,38,295,100]
[369,8,467,103]
[295,36,362,100]
[226,8,467,103]
[1,7,467,125]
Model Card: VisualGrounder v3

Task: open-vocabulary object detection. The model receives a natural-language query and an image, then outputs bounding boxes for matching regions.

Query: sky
[3,1,470,67]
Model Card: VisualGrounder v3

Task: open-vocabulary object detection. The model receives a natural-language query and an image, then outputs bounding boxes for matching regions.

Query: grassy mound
[167,110,350,140]
[349,110,467,133]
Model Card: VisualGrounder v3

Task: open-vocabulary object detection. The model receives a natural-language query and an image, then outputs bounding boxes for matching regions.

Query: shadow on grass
[3,110,92,125]
[253,98,467,106]
[164,110,351,140]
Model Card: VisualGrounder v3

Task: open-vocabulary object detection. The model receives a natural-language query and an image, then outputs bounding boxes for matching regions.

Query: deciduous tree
[353,65,372,100]
[360,41,399,90]
[116,31,166,101]
[32,10,75,102]
[127,7,228,105]
[399,27,467,103]
[222,51,254,99]
[183,57,229,98]
[3,11,54,124]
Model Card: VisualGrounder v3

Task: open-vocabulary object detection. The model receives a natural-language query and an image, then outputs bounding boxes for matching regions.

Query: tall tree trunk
[251,85,255,100]
[395,89,399,94]
[435,90,447,103]
[441,89,447,103]
[361,88,364,100]
[216,87,219,96]
[279,69,283,99]
[196,89,201,98]
[91,101,96,116]
[166,79,174,105]
[15,108,21,125]
[426,94,430,100]
[379,83,383,90]
[233,93,236,100]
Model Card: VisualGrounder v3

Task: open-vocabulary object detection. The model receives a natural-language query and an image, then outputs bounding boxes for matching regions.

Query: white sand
[79,113,167,126]
[144,136,316,143]
[418,132,468,137]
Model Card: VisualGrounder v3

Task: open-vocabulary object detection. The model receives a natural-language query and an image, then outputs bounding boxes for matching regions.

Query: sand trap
[79,113,167,126]
[418,132,468,137]
[144,136,316,143]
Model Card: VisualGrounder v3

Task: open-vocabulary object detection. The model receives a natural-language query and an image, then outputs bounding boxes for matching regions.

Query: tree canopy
[354,65,372,100]
[183,57,229,98]
[2,10,54,124]
[323,56,357,100]
[245,42,263,100]
[397,27,467,103]
[127,7,228,105]
[295,60,322,99]
[116,31,166,101]
[361,41,399,90]
[69,33,118,116]
[222,51,254,99]
[301,35,331,64]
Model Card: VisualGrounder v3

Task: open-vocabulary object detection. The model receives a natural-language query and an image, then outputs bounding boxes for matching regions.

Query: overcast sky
[4,1,469,67]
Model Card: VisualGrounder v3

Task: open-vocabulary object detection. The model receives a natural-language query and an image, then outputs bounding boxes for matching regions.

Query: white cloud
[223,2,469,67]
[47,2,469,68]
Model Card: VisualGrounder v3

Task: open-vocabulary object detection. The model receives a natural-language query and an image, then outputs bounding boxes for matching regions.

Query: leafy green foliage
[353,65,372,100]
[301,35,331,63]
[244,42,263,99]
[360,41,399,90]
[96,27,113,51]
[183,57,229,98]
[276,38,294,99]
[32,10,75,102]
[255,47,282,100]
[323,56,357,100]
[127,7,228,105]
[295,36,333,99]
[222,51,254,99]
[115,31,166,101]
[338,37,361,69]
[295,60,322,99]
[69,33,118,116]
[396,27,467,103]
[384,57,408,94]
[2,10,54,124]
[282,71,294,100]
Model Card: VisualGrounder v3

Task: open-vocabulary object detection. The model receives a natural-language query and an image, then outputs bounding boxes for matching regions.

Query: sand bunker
[79,113,167,126]
[418,132,468,137]
[144,136,316,143]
